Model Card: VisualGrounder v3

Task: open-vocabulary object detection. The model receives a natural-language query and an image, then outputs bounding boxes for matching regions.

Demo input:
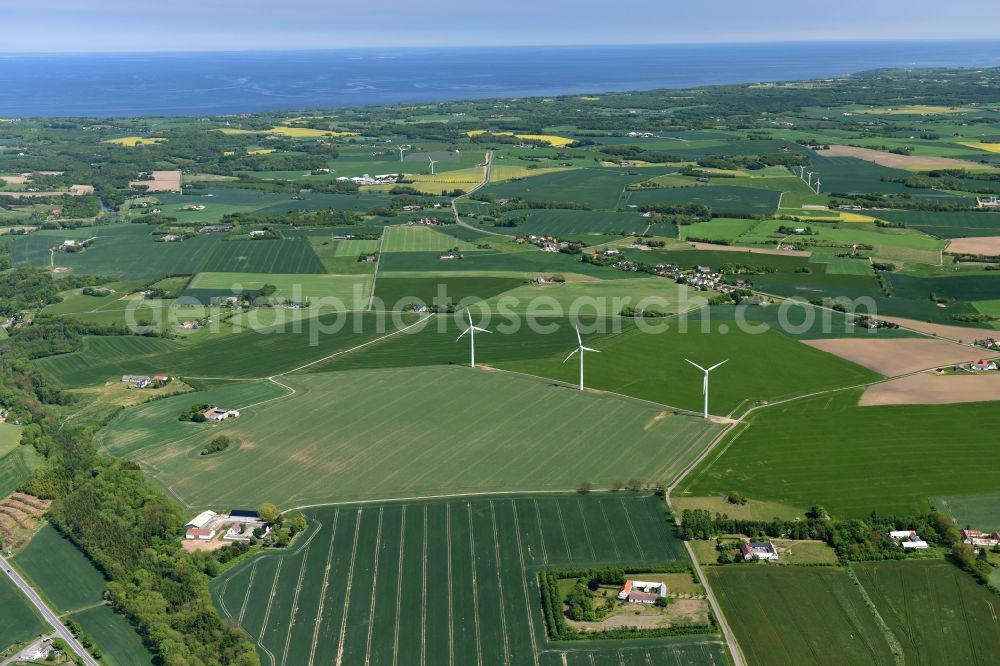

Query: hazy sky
[4,0,1000,52]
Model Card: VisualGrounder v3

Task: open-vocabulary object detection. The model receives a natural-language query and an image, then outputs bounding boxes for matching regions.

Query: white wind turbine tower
[806,172,815,188]
[797,165,806,179]
[398,145,410,162]
[564,326,599,391]
[814,178,821,194]
[685,359,728,419]
[457,310,491,368]
[428,156,438,175]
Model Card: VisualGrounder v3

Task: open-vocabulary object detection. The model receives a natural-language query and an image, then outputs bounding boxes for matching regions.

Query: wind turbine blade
[472,326,491,333]
[467,310,473,325]
[457,328,469,340]
[563,349,578,363]
[581,346,600,353]
[707,359,729,373]
[685,359,707,372]
[575,325,582,347]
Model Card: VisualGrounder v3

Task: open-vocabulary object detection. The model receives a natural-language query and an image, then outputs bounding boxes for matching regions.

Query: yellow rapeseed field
[104,137,166,147]
[466,130,574,147]
[267,126,357,138]
[959,141,1000,154]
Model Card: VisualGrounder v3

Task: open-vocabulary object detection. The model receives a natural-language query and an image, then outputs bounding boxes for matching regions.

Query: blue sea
[1,41,999,117]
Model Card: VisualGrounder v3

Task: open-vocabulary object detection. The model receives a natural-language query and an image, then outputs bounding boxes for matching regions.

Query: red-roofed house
[185,528,215,541]
[963,530,1000,548]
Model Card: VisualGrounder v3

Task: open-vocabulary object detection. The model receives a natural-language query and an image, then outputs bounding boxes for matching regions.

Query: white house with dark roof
[741,541,779,561]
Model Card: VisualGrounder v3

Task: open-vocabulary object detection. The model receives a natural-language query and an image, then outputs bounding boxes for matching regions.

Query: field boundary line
[618,497,645,560]
[238,561,258,624]
[257,558,283,666]
[554,500,572,560]
[511,500,540,666]
[478,364,704,419]
[277,313,433,376]
[335,508,363,666]
[446,504,455,666]
[287,488,589,513]
[307,510,339,666]
[420,506,428,666]
[391,506,406,666]
[845,566,905,665]
[280,538,312,666]
[363,507,385,666]
[531,499,548,564]
[368,228,387,311]
[180,314,433,383]
[489,500,511,666]
[597,500,621,561]
[577,501,597,560]
[468,502,483,666]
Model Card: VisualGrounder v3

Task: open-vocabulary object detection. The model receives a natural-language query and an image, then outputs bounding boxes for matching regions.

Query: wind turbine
[806,172,815,188]
[428,156,438,175]
[814,179,821,194]
[398,145,409,162]
[563,326,599,391]
[797,165,806,179]
[457,310,491,368]
[685,359,728,419]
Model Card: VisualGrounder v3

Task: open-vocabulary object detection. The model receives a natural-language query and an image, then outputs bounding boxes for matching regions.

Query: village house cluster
[515,234,585,253]
[335,173,399,186]
[962,529,1000,549]
[184,509,271,542]
[887,530,929,550]
[121,374,171,389]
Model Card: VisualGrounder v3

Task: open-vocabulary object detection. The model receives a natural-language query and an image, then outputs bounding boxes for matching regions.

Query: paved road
[451,150,510,237]
[0,554,98,666]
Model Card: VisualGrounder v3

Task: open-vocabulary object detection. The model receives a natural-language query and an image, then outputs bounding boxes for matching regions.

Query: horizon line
[2,36,1000,57]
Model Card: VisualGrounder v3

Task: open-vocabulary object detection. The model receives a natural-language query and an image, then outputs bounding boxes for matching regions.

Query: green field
[932,492,1000,531]
[481,277,711,314]
[184,272,371,307]
[854,560,1000,665]
[624,186,781,216]
[875,210,1000,239]
[504,209,652,236]
[11,524,156,663]
[381,226,479,252]
[12,523,108,612]
[0,447,42,498]
[498,318,879,416]
[372,275,525,310]
[306,236,382,274]
[13,224,327,279]
[93,380,288,458]
[681,390,1000,517]
[0,574,46,654]
[482,168,674,210]
[0,423,23,458]
[33,312,414,387]
[68,604,155,666]
[709,566,895,665]
[101,366,722,509]
[212,494,726,666]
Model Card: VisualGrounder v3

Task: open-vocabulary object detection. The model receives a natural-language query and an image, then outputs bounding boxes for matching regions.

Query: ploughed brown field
[801,337,985,376]
[860,372,1000,406]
